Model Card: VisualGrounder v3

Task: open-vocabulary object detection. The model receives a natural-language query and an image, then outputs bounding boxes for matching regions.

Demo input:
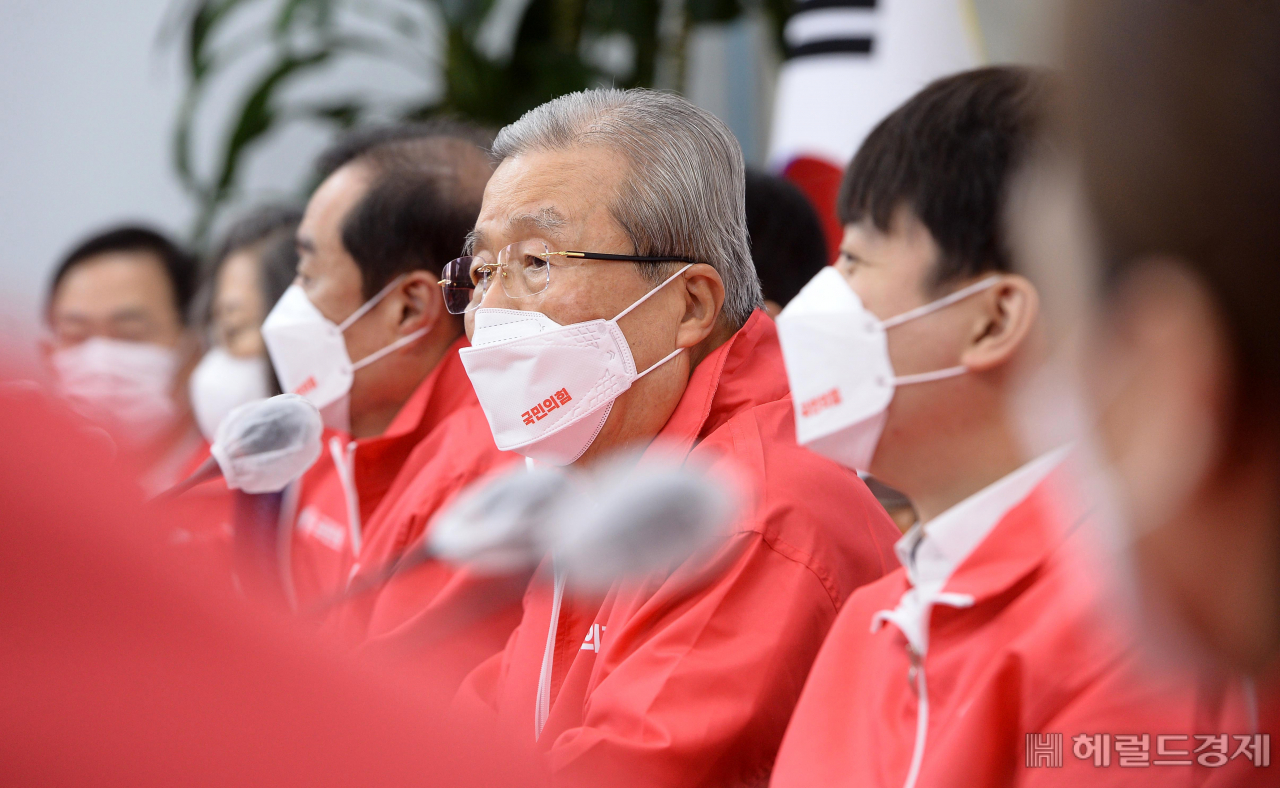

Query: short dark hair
[1067,0,1280,430]
[838,66,1050,292]
[744,169,829,307]
[313,119,495,183]
[48,225,198,324]
[319,125,495,299]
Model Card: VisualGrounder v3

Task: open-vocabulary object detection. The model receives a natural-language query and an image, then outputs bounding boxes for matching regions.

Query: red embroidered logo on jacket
[294,376,318,396]
[521,388,572,425]
[800,388,841,418]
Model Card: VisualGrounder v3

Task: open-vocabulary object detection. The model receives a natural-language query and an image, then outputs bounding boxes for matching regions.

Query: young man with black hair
[770,67,1229,787]
[265,124,518,632]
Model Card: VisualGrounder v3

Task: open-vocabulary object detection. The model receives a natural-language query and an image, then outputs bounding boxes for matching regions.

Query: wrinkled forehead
[469,147,624,254]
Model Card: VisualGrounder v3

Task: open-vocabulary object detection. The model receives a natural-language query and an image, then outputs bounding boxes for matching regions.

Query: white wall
[0,0,433,342]
[0,0,190,335]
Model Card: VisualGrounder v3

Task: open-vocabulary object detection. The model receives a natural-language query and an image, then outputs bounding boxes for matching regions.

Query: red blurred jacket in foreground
[0,368,542,787]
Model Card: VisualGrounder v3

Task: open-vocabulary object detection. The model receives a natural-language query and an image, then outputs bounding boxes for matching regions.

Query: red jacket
[153,436,236,584]
[286,338,484,609]
[0,367,544,787]
[454,311,902,787]
[329,401,523,690]
[770,471,1269,788]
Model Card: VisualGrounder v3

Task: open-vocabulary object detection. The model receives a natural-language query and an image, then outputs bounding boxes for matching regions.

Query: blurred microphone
[326,452,742,612]
[158,394,324,498]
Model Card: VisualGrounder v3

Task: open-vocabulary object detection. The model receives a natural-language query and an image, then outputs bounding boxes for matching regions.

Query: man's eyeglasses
[437,239,696,315]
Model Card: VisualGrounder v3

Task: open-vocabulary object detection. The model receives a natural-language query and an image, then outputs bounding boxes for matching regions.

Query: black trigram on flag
[1025,733,1063,768]
[787,0,878,59]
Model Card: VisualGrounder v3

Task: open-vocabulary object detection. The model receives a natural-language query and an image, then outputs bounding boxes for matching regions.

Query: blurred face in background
[46,251,196,455]
[189,244,279,442]
[49,251,185,350]
[211,249,267,359]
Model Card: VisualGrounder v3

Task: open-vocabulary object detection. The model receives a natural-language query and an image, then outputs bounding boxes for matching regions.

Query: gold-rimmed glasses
[437,239,696,315]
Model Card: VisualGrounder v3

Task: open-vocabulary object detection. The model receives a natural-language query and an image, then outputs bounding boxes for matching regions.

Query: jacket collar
[897,448,1069,592]
[340,336,472,450]
[344,337,473,505]
[644,310,789,461]
[940,462,1088,604]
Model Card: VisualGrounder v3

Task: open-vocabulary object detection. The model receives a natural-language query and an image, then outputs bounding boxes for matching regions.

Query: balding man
[263,123,517,615]
[442,89,900,786]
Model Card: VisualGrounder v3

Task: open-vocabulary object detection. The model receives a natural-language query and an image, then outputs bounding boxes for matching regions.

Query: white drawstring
[329,436,362,557]
[528,454,563,741]
[276,479,301,612]
[871,588,974,788]
[536,561,567,740]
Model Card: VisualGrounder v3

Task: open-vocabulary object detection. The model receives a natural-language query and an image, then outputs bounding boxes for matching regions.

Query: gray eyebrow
[467,207,567,257]
[508,207,567,236]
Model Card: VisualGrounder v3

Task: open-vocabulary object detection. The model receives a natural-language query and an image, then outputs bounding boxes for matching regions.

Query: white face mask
[260,276,428,432]
[51,336,181,450]
[460,264,693,466]
[776,267,1000,472]
[189,346,272,442]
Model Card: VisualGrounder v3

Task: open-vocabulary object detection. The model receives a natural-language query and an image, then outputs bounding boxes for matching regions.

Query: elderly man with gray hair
[436,88,900,786]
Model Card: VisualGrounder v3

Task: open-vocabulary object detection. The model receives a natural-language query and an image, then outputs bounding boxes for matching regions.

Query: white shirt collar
[895,446,1070,590]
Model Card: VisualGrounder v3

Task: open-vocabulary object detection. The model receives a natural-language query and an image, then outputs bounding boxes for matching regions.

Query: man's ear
[395,270,444,336]
[960,274,1039,372]
[674,263,726,351]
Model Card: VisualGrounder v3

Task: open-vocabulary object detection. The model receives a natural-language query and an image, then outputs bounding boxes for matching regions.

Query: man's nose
[476,275,524,311]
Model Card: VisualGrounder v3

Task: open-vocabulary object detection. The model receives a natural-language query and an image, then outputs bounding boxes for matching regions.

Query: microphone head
[427,465,570,574]
[550,452,741,594]
[210,394,323,493]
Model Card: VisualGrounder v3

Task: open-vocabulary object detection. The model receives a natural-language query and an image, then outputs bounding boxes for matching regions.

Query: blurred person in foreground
[769,67,1252,788]
[189,205,300,442]
[262,121,519,648]
[44,226,204,496]
[447,88,900,787]
[1013,1,1280,683]
[0,372,541,786]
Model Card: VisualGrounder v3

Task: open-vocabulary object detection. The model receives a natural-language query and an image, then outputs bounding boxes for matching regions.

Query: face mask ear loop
[350,325,431,372]
[893,366,969,386]
[337,274,409,333]
[880,275,1002,330]
[635,346,686,380]
[611,264,695,324]
[610,263,695,381]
